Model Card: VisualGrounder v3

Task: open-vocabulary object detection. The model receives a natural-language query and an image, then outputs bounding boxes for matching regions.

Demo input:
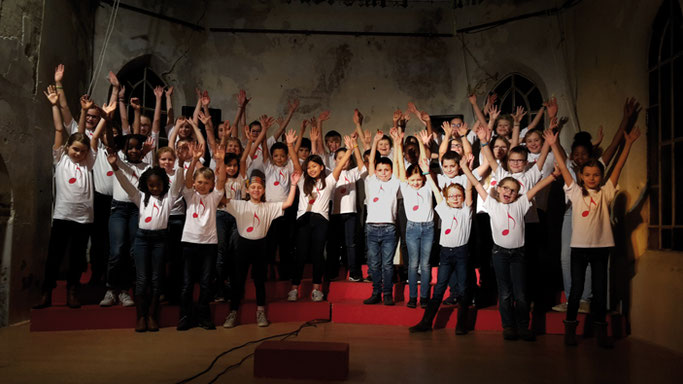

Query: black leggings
[43,219,91,291]
[231,237,268,310]
[293,212,329,285]
[566,247,609,322]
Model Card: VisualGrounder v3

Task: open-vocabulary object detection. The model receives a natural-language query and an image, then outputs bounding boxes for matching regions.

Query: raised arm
[152,86,163,137]
[510,106,527,148]
[187,118,206,148]
[240,126,252,178]
[468,93,489,129]
[130,97,142,134]
[438,121,453,163]
[309,117,321,155]
[476,120,498,173]
[391,128,403,178]
[416,129,433,166]
[107,71,120,115]
[331,135,355,181]
[282,172,301,210]
[609,126,641,186]
[420,157,442,204]
[525,105,545,132]
[460,156,488,201]
[527,165,561,200]
[353,109,369,151]
[294,119,308,155]
[78,95,93,134]
[317,111,330,154]
[368,130,383,177]
[54,64,74,126]
[118,86,130,135]
[543,128,573,187]
[231,89,250,141]
[213,145,226,191]
[108,151,141,203]
[272,98,299,141]
[45,85,65,149]
[350,132,365,172]
[185,142,205,189]
[198,110,216,154]
[191,88,202,125]
[285,129,304,174]
[169,155,185,198]
[603,98,640,165]
[165,86,175,127]
[93,101,116,151]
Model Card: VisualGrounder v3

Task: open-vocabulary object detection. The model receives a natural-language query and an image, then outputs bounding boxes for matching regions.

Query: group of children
[35,64,641,348]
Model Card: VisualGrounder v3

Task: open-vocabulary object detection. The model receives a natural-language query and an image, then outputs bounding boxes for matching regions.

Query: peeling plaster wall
[0,0,94,325]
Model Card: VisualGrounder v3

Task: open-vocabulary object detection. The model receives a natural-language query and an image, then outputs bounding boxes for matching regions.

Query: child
[323,129,342,169]
[107,153,184,332]
[34,85,108,309]
[100,131,152,307]
[177,143,227,331]
[223,169,299,328]
[288,136,355,302]
[410,158,473,335]
[546,127,640,348]
[363,130,402,306]
[396,130,434,308]
[326,132,365,282]
[462,148,560,341]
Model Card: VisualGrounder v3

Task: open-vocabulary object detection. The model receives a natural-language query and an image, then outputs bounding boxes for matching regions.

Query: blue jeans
[491,244,529,330]
[133,229,166,296]
[180,243,217,322]
[107,200,139,290]
[406,221,434,299]
[432,244,469,301]
[366,223,397,296]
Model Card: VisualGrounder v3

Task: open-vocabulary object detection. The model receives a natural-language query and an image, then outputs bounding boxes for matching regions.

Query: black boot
[455,303,469,335]
[563,320,579,346]
[409,299,440,333]
[66,285,81,309]
[135,295,147,332]
[594,321,614,349]
[33,290,52,309]
[147,295,160,332]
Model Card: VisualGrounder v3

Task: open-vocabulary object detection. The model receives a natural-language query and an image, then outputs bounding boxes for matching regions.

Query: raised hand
[243,125,252,142]
[548,116,559,132]
[543,128,558,146]
[153,86,164,99]
[407,102,419,115]
[468,93,478,105]
[80,94,94,111]
[165,86,174,97]
[101,100,117,119]
[44,85,59,105]
[459,154,470,171]
[623,97,641,119]
[190,142,205,160]
[353,109,364,125]
[309,116,318,129]
[288,98,300,113]
[118,85,126,99]
[441,121,453,137]
[512,106,527,123]
[214,144,226,163]
[108,71,120,87]
[106,148,118,166]
[130,97,141,111]
[489,105,501,121]
[544,96,558,118]
[318,110,331,122]
[419,157,430,173]
[54,64,65,83]
[392,109,402,123]
[197,111,211,126]
[201,90,211,107]
[237,89,250,107]
[420,112,431,124]
[487,93,498,107]
[475,122,488,142]
[291,171,302,185]
[624,125,641,144]
[285,129,298,145]
[344,134,356,149]
[374,130,384,143]
[389,127,399,141]
[467,153,475,169]
[276,116,285,128]
[259,114,275,130]
[457,122,469,137]
[593,125,604,146]
[551,162,562,178]
[310,123,321,142]
[417,129,431,145]
[195,88,202,100]
[142,136,155,154]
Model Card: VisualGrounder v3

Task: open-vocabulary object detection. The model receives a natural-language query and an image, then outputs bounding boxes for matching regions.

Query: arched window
[647,0,683,250]
[490,73,545,130]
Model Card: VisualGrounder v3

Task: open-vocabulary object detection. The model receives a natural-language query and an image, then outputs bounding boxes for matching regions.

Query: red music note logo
[490,179,497,186]
[340,175,350,195]
[193,199,205,218]
[413,191,423,211]
[106,170,114,177]
[252,145,261,160]
[582,197,597,217]
[246,213,261,233]
[308,186,320,205]
[68,165,82,184]
[444,216,458,235]
[502,212,516,236]
[145,202,160,223]
[274,170,285,186]
[372,185,385,203]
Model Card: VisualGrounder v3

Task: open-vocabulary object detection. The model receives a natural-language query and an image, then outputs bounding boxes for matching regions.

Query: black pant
[326,213,358,279]
[180,242,217,322]
[396,199,409,275]
[474,213,497,306]
[266,204,296,280]
[567,247,609,322]
[165,214,185,302]
[89,192,112,284]
[231,237,268,310]
[293,212,329,285]
[42,219,91,291]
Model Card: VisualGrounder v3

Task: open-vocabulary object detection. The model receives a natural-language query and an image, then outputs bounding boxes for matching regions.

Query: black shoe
[443,296,458,306]
[503,327,519,341]
[363,295,381,305]
[33,292,52,309]
[409,321,432,333]
[383,295,394,306]
[419,298,429,309]
[519,328,536,342]
[198,319,216,330]
[176,316,192,331]
[406,298,417,308]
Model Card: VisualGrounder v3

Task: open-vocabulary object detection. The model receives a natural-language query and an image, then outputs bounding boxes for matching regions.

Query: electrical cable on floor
[176,318,331,384]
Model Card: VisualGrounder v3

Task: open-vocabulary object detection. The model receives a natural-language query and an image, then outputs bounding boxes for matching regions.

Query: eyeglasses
[499,185,518,194]
[85,114,99,119]
[508,159,526,164]
[451,123,462,128]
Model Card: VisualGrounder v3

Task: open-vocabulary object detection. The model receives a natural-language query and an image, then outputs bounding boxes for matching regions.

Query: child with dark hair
[107,157,184,332]
[34,85,109,309]
[323,129,342,169]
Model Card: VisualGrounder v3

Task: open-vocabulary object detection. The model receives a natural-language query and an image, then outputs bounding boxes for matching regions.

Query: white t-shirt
[434,200,473,248]
[181,188,224,244]
[494,165,542,223]
[296,173,337,220]
[226,200,283,240]
[112,158,151,203]
[114,167,184,230]
[246,136,277,171]
[483,194,531,249]
[476,160,501,214]
[365,174,401,224]
[527,150,555,211]
[169,169,186,216]
[565,180,618,248]
[224,175,246,201]
[399,182,433,223]
[265,160,294,202]
[52,146,96,224]
[142,131,158,166]
[332,168,362,214]
[324,152,336,170]
[66,119,114,195]
[437,173,468,190]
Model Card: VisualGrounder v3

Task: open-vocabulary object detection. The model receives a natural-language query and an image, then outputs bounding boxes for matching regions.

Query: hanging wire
[87,0,121,97]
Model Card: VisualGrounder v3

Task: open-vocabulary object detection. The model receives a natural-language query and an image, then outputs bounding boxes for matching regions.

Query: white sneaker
[256,310,269,327]
[118,291,135,307]
[578,300,591,314]
[311,289,324,302]
[287,289,298,302]
[223,310,238,328]
[99,290,117,307]
[552,302,568,312]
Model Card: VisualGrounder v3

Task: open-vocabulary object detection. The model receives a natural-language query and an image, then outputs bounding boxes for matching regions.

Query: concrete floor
[1,322,682,384]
